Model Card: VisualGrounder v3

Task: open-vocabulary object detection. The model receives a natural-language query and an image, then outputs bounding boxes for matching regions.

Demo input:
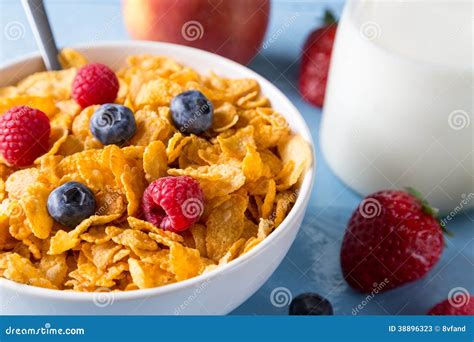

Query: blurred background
[0,0,472,315]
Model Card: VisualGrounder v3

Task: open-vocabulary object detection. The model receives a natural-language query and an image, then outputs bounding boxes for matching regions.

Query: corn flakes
[0,49,311,291]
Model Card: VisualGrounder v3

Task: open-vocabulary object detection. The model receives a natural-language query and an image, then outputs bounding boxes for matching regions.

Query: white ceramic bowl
[0,41,315,315]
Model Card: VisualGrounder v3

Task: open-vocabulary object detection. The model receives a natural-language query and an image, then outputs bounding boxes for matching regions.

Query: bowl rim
[0,40,315,301]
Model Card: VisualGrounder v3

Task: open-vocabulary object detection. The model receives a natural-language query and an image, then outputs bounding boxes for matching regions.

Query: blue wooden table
[1,0,472,315]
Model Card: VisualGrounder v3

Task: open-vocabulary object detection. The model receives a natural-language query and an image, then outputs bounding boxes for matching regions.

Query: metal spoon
[21,0,61,70]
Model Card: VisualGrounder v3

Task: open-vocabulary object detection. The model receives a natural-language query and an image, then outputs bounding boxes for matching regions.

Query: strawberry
[298,10,337,107]
[428,294,474,315]
[340,188,444,293]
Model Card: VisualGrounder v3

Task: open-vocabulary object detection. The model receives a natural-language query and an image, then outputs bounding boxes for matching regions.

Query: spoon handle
[21,0,61,70]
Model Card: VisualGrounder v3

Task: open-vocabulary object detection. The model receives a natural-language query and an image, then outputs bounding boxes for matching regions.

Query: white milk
[321,0,473,212]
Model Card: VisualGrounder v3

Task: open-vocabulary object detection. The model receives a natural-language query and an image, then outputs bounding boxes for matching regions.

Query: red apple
[123,0,270,65]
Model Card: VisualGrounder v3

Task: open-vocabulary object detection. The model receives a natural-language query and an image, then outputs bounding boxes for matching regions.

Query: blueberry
[289,293,333,315]
[90,104,136,145]
[170,90,213,135]
[47,182,96,228]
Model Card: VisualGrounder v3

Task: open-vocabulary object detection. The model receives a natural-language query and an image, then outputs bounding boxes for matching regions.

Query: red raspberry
[0,106,51,167]
[340,189,444,292]
[72,63,119,108]
[428,295,474,315]
[141,176,204,232]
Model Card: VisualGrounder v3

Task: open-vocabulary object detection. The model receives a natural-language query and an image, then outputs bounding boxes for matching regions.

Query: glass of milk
[321,0,473,212]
